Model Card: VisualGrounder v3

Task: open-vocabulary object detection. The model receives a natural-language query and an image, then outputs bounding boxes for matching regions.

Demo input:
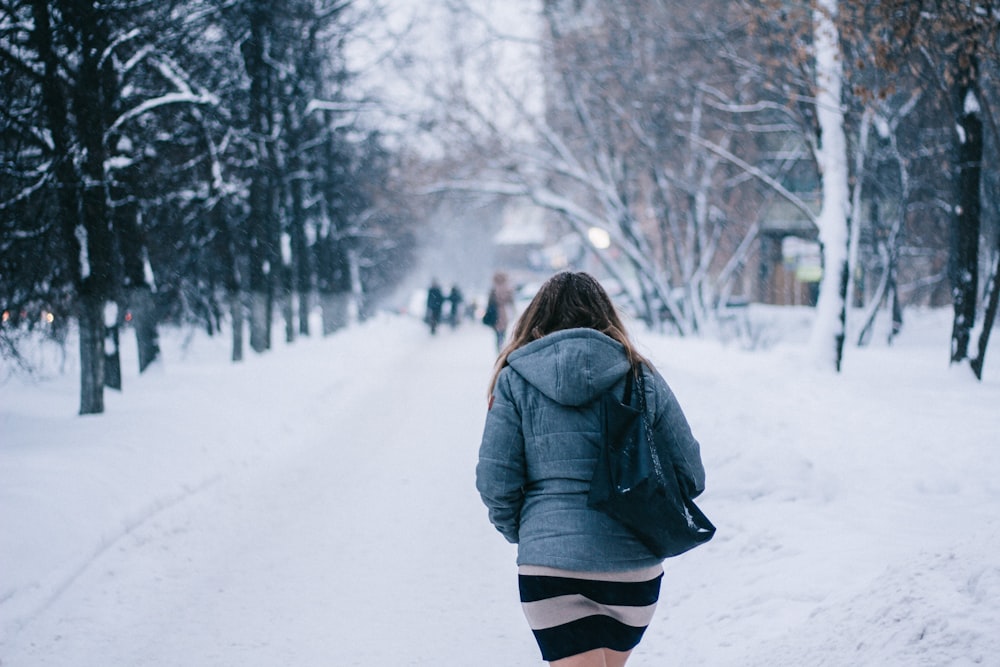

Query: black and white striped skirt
[518,564,663,662]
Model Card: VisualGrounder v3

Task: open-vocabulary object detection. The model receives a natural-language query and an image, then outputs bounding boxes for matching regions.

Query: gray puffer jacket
[476,327,706,572]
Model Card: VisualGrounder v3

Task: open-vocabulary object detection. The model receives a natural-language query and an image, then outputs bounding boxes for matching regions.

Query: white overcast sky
[346,0,543,143]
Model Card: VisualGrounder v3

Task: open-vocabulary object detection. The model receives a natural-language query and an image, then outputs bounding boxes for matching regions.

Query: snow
[964,90,981,115]
[109,92,220,135]
[103,302,119,328]
[2,307,999,666]
[74,224,90,279]
[874,114,891,140]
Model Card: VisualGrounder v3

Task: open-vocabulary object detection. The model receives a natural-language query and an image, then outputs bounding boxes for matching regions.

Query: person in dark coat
[476,271,706,666]
[447,284,464,328]
[426,280,445,334]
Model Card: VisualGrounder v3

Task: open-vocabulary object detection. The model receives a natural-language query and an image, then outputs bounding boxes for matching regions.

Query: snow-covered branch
[683,131,818,227]
[304,99,378,115]
[106,91,219,136]
[0,167,51,211]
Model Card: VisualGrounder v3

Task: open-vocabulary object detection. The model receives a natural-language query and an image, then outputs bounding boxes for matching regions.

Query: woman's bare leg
[602,648,632,667]
[550,648,632,667]
[551,648,605,667]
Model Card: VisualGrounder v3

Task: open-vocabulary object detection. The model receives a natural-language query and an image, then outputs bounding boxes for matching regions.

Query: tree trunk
[114,186,160,372]
[75,0,116,411]
[971,248,999,380]
[31,0,85,402]
[298,291,312,336]
[243,2,275,354]
[808,0,850,371]
[127,285,160,372]
[283,265,295,344]
[208,190,244,362]
[264,181,280,350]
[949,79,982,363]
[857,202,902,347]
[78,294,105,415]
[889,285,903,344]
[290,161,312,336]
[230,289,244,362]
[103,323,122,390]
[320,292,350,335]
[348,247,364,323]
[31,0,112,413]
[103,301,122,390]
[249,291,269,352]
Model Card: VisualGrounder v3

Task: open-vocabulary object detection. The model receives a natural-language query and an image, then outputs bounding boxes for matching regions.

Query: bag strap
[621,365,635,405]
[635,365,669,481]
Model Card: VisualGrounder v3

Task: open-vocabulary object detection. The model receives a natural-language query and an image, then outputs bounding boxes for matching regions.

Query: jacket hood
[506,328,631,406]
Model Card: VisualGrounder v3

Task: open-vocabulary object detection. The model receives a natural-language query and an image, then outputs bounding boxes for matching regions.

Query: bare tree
[411,0,799,338]
[846,0,1000,378]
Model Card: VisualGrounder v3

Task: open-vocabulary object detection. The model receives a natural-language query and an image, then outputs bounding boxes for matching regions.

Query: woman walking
[484,271,516,352]
[476,271,706,666]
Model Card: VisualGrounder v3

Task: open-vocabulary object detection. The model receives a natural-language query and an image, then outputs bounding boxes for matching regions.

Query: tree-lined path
[2,313,999,665]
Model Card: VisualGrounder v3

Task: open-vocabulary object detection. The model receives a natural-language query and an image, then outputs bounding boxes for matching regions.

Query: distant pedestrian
[483,272,515,351]
[476,271,707,666]
[426,280,445,334]
[447,284,464,328]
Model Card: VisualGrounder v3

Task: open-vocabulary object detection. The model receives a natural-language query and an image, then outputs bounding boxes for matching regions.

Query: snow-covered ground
[1,307,998,666]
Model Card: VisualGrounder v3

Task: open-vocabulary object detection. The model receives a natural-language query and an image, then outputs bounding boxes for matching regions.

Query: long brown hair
[488,271,647,395]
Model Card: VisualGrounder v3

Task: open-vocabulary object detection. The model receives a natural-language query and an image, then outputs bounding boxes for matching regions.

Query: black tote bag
[588,365,715,558]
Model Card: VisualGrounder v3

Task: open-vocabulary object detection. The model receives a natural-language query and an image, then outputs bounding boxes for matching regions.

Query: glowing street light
[587,227,611,250]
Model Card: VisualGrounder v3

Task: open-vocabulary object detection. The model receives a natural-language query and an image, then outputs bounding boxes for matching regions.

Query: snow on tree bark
[807,0,851,371]
[949,82,982,364]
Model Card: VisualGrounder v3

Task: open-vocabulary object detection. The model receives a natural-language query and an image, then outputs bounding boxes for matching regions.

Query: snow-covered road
[3,310,999,666]
[3,319,537,665]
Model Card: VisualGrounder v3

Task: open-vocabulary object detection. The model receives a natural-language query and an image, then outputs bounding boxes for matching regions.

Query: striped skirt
[518,564,663,662]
